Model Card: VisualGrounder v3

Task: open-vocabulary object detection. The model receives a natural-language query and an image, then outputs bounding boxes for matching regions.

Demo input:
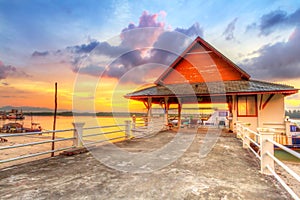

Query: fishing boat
[0,111,7,120]
[1,122,42,133]
[6,109,25,120]
[1,122,24,133]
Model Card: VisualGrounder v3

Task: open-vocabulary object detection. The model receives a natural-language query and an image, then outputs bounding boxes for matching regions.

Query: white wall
[259,94,285,125]
[233,94,285,133]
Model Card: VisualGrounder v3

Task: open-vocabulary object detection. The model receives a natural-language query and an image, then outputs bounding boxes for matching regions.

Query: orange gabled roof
[155,36,251,85]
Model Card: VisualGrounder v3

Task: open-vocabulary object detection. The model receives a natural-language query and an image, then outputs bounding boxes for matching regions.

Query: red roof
[155,36,251,85]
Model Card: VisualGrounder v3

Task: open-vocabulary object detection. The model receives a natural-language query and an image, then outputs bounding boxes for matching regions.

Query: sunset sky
[0,0,300,112]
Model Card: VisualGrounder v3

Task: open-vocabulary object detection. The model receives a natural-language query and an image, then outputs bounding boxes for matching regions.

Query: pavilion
[124,36,298,134]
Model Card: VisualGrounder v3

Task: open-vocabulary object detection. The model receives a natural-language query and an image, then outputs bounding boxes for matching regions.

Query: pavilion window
[237,95,257,117]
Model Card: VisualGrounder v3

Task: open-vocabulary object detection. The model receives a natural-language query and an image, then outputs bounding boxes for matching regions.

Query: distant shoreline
[23,112,146,117]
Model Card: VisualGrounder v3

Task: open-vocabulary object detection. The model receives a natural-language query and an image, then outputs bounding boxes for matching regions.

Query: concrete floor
[0,128,292,199]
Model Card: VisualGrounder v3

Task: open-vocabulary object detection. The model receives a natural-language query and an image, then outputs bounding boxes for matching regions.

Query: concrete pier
[0,128,291,199]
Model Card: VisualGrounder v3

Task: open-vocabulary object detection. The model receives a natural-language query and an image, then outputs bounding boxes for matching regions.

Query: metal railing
[236,122,300,199]
[0,129,76,164]
[131,117,165,138]
[81,124,127,146]
[0,119,166,166]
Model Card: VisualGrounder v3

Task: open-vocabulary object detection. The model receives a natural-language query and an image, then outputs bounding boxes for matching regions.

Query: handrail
[82,124,126,130]
[238,122,300,199]
[244,135,260,148]
[266,165,299,200]
[84,136,125,146]
[0,137,75,150]
[134,122,146,125]
[267,138,300,159]
[0,146,76,164]
[0,128,75,137]
[243,140,261,160]
[0,119,169,167]
[247,128,260,137]
[266,152,300,182]
[237,123,260,160]
[0,126,76,164]
[83,130,124,138]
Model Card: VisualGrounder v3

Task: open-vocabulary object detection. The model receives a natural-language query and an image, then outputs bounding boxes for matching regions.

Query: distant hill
[0,106,53,112]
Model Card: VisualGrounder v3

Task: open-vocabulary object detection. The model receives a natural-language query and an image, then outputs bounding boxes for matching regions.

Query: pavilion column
[147,97,152,122]
[164,97,169,126]
[232,95,238,133]
[257,94,263,128]
[227,95,234,132]
[178,98,182,128]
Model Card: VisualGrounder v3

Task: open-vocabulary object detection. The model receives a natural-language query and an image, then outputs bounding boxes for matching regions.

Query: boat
[26,122,42,132]
[6,109,25,120]
[0,111,7,120]
[1,122,24,133]
[1,122,42,133]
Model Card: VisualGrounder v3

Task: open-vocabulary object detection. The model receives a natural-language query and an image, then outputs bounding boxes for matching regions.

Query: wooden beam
[143,101,149,109]
[259,94,264,110]
[178,98,182,127]
[164,97,169,126]
[147,98,152,122]
[226,95,233,113]
[262,94,274,110]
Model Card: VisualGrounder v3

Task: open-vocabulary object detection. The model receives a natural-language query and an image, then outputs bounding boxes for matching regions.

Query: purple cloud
[74,65,106,77]
[175,23,203,38]
[0,61,16,79]
[241,27,300,80]
[247,8,300,36]
[0,60,29,80]
[121,11,165,49]
[32,51,50,57]
[31,11,205,84]
[223,18,238,41]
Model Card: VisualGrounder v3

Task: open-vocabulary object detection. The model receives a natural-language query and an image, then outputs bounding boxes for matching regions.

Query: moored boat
[0,111,7,120]
[1,122,24,133]
[1,122,42,133]
[6,109,25,120]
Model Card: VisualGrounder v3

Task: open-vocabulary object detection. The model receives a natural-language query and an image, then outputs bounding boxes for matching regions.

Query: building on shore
[125,36,298,145]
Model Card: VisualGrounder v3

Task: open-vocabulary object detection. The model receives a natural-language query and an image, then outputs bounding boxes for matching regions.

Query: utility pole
[51,82,57,157]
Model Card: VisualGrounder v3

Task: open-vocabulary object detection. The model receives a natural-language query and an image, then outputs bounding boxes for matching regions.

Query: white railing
[263,122,291,145]
[0,129,76,164]
[131,117,165,138]
[236,122,300,199]
[0,119,166,166]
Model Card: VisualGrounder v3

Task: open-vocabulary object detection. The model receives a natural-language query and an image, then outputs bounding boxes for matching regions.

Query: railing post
[125,120,131,139]
[235,121,241,138]
[148,120,154,133]
[285,119,292,145]
[72,122,85,147]
[242,127,250,149]
[132,115,136,130]
[258,128,275,175]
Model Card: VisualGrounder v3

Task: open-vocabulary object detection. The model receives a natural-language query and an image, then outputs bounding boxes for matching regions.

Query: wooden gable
[155,36,250,85]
